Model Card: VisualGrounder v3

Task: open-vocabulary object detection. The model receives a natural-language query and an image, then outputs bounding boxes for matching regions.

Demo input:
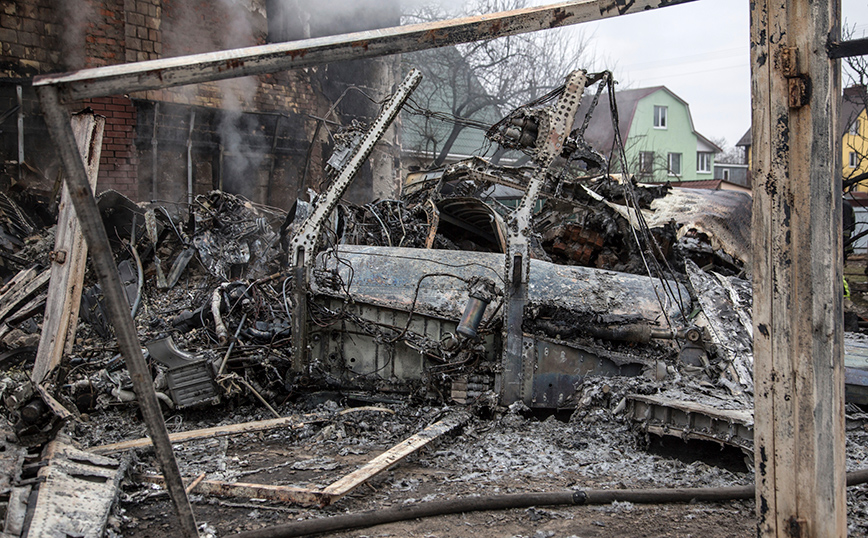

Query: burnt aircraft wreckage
[280,68,757,449]
[1,68,761,438]
[0,67,819,535]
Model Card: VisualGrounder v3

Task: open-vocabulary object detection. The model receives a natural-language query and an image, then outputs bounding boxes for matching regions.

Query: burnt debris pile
[0,67,864,537]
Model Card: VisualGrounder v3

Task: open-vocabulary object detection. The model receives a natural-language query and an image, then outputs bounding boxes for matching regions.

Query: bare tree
[401,0,592,166]
[711,137,743,165]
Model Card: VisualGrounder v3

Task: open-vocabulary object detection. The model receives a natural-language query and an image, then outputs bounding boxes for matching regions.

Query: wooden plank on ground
[6,291,47,325]
[138,474,326,506]
[32,113,104,384]
[0,267,35,297]
[319,411,469,505]
[26,439,124,538]
[91,414,322,454]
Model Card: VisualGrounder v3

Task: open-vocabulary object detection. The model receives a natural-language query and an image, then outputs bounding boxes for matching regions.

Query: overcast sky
[574,0,868,149]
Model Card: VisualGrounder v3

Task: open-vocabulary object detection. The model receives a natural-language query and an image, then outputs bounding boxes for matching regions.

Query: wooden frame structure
[29,0,854,535]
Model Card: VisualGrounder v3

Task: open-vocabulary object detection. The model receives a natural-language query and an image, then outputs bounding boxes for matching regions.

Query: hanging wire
[605,76,690,329]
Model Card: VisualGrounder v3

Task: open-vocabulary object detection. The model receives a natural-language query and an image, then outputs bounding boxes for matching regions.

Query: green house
[576,86,721,183]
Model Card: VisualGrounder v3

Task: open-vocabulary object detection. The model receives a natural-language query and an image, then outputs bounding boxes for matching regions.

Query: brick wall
[0,0,58,76]
[123,0,161,62]
[87,96,138,199]
[0,0,398,207]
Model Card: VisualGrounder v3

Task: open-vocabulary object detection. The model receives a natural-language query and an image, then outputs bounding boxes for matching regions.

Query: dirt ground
[81,394,761,538]
[95,388,868,538]
[79,386,868,538]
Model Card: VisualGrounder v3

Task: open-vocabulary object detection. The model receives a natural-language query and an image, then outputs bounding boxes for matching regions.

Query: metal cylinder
[457,296,490,339]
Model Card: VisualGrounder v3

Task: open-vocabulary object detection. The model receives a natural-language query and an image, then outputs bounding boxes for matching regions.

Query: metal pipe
[151,103,159,200]
[36,87,200,538]
[16,85,23,185]
[228,486,755,538]
[128,241,144,318]
[186,110,195,211]
[32,0,696,102]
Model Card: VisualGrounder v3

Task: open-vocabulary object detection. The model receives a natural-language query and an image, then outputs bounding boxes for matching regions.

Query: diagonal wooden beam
[319,412,469,505]
[36,91,199,538]
[32,0,696,102]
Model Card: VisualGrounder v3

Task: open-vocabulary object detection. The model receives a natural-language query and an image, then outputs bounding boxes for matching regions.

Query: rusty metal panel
[26,439,125,538]
[627,394,754,452]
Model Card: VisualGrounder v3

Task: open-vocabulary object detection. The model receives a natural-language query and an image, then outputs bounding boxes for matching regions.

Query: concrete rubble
[0,69,864,536]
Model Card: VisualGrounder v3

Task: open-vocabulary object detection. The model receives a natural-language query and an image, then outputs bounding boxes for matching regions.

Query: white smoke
[55,0,94,70]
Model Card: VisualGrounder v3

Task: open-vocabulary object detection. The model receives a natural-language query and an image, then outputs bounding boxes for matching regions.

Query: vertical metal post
[16,85,23,185]
[187,110,196,210]
[500,71,587,405]
[266,116,281,204]
[288,69,421,374]
[750,0,845,536]
[151,103,159,200]
[36,87,200,538]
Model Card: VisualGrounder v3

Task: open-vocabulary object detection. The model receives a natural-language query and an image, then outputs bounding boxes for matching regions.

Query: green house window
[668,153,681,176]
[639,151,654,175]
[654,106,667,129]
[697,152,712,173]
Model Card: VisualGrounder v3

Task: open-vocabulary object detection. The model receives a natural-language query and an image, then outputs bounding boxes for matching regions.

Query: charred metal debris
[0,67,831,534]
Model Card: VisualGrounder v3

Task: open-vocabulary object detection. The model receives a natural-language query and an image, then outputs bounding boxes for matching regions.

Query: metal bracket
[780,47,811,108]
[48,250,67,264]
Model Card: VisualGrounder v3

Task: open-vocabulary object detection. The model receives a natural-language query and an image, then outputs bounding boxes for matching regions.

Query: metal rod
[16,85,23,185]
[828,36,868,59]
[218,312,246,376]
[36,86,200,538]
[32,0,696,102]
[187,109,195,210]
[151,103,159,199]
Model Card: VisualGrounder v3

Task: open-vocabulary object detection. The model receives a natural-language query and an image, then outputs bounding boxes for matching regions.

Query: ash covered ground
[61,378,868,538]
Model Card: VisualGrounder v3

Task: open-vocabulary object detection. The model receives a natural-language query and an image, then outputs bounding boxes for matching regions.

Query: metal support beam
[32,0,695,102]
[289,69,421,373]
[828,37,868,59]
[35,88,200,538]
[501,71,587,404]
[750,0,845,536]
[16,85,23,185]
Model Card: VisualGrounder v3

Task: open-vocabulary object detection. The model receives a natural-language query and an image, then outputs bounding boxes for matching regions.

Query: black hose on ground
[229,485,754,538]
[229,469,868,538]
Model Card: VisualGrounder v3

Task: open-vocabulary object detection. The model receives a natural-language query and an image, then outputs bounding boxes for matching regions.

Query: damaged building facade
[0,0,402,210]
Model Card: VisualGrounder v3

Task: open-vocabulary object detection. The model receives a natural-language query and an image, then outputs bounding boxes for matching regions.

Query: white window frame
[850,119,860,137]
[638,151,654,175]
[850,151,858,169]
[697,152,711,173]
[668,152,681,176]
[654,106,668,129]
[723,168,730,181]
